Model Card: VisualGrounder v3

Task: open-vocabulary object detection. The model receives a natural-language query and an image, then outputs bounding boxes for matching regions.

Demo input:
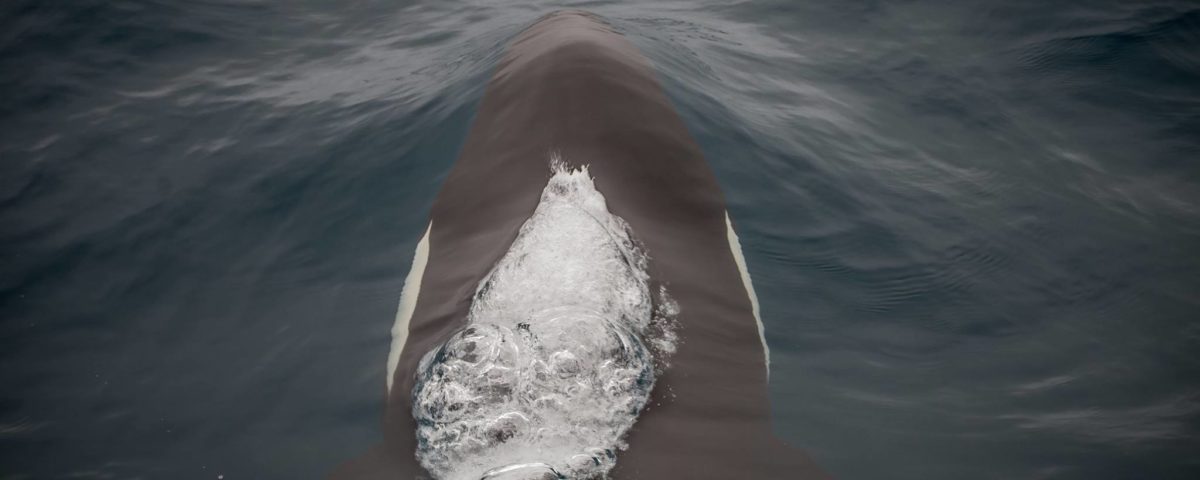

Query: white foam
[411,162,675,480]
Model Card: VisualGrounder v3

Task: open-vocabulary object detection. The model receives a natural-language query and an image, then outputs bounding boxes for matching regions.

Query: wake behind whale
[331,11,827,480]
[411,161,677,479]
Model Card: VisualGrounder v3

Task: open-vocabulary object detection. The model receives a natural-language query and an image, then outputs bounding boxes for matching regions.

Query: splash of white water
[412,162,675,479]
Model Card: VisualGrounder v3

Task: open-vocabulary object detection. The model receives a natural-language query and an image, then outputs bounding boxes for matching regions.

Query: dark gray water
[3,1,1199,479]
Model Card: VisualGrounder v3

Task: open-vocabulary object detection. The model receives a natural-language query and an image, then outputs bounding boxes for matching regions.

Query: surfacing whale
[331,10,827,480]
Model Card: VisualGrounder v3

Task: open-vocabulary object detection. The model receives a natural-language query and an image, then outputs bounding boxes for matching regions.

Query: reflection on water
[1,1,1198,478]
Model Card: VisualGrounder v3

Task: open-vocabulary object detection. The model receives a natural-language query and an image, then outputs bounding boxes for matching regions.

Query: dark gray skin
[331,10,827,479]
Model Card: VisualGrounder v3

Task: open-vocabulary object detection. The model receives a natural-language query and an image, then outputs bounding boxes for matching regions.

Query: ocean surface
[2,1,1199,479]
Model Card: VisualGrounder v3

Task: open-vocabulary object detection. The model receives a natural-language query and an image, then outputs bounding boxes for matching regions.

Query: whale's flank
[726,212,770,378]
[387,222,432,396]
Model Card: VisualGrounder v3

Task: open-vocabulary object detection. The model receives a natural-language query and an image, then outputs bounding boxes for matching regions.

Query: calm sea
[2,1,1198,478]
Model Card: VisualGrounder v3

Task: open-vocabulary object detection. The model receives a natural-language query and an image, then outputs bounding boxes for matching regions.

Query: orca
[331,10,827,479]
